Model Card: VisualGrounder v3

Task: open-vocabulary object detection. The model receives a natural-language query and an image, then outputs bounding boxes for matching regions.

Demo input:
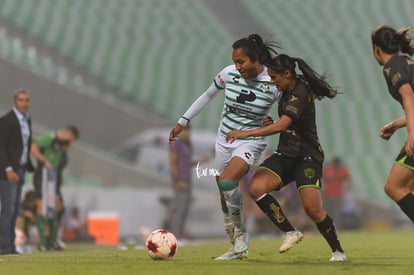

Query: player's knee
[304,204,325,222]
[384,180,401,200]
[249,180,264,200]
[384,182,393,198]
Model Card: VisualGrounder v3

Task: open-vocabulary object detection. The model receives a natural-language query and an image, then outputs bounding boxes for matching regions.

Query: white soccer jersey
[213,65,280,140]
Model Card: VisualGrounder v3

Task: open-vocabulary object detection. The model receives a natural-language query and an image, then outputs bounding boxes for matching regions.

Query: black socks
[316,215,344,253]
[255,193,295,232]
[396,193,414,222]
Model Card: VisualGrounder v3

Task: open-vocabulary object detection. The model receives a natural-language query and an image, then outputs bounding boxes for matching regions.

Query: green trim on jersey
[227,81,267,94]
[221,120,236,131]
[228,72,241,78]
[227,87,273,103]
[223,113,262,128]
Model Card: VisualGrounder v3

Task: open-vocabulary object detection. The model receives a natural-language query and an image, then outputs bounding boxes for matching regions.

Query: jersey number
[237,89,256,104]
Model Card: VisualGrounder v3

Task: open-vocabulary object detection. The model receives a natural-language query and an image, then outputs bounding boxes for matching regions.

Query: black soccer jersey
[276,78,324,163]
[383,55,414,106]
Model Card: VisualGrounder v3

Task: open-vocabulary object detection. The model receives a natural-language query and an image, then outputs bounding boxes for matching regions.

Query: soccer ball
[145,229,177,260]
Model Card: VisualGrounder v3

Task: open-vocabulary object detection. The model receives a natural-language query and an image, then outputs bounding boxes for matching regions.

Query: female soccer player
[226,54,346,261]
[169,34,301,260]
[371,26,414,222]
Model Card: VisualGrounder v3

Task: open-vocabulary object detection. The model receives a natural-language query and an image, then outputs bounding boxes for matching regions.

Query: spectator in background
[169,126,208,240]
[322,157,352,228]
[31,126,79,251]
[62,207,84,242]
[0,89,34,255]
[15,190,38,252]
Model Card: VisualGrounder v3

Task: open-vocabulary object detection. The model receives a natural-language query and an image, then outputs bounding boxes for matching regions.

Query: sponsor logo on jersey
[218,74,224,85]
[391,72,401,86]
[384,67,391,77]
[289,95,298,102]
[236,89,256,104]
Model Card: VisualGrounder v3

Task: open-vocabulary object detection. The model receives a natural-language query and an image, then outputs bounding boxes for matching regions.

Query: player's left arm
[226,115,292,142]
[400,83,414,156]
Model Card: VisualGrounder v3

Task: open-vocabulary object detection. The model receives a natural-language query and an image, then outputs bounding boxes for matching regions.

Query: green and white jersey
[213,65,280,140]
[178,65,280,141]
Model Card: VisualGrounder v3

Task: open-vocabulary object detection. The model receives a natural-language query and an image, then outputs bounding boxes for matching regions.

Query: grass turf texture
[0,230,413,275]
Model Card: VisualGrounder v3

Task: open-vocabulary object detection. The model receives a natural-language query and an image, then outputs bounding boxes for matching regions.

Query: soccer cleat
[214,247,248,260]
[279,230,304,253]
[233,230,248,254]
[330,250,346,261]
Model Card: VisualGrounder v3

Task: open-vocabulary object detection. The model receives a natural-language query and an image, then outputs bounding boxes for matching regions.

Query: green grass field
[0,230,413,275]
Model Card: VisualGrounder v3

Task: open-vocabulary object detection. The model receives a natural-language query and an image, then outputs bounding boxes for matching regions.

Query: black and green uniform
[33,132,67,198]
[33,132,67,249]
[383,55,414,170]
[259,77,324,190]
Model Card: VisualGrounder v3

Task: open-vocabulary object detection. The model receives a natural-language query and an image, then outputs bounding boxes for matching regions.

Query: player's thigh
[385,163,414,200]
[219,141,265,181]
[294,159,325,221]
[219,156,249,181]
[298,187,325,222]
[248,168,282,199]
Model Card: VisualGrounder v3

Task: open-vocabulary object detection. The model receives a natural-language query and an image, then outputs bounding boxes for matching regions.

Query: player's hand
[169,123,183,146]
[226,130,249,143]
[262,116,274,126]
[379,122,397,140]
[6,170,19,184]
[44,160,53,170]
[406,132,414,157]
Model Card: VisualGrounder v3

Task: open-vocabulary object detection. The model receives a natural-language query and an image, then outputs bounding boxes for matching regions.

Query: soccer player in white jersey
[169,34,303,260]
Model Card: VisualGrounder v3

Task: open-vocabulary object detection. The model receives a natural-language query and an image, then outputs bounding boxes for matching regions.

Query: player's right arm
[31,141,53,170]
[400,83,414,156]
[380,116,406,140]
[169,68,228,145]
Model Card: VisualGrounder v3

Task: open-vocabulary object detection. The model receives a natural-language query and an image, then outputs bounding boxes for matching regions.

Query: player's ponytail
[267,54,337,99]
[232,34,280,64]
[372,25,414,56]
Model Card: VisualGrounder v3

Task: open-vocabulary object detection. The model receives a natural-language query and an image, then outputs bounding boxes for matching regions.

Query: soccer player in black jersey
[372,26,414,223]
[226,54,346,261]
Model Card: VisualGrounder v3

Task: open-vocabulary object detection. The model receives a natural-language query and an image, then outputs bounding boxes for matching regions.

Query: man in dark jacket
[0,90,34,255]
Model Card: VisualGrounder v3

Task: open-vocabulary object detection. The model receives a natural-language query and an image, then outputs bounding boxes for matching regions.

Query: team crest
[260,82,269,93]
[304,168,315,179]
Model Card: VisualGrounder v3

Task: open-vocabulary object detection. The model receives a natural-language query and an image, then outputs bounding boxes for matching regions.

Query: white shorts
[214,133,268,174]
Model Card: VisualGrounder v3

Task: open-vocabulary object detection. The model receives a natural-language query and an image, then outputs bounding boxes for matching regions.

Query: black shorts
[395,146,414,171]
[258,152,323,190]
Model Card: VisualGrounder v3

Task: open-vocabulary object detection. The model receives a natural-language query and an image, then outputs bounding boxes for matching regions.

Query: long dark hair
[266,54,337,99]
[232,34,280,65]
[371,26,414,56]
